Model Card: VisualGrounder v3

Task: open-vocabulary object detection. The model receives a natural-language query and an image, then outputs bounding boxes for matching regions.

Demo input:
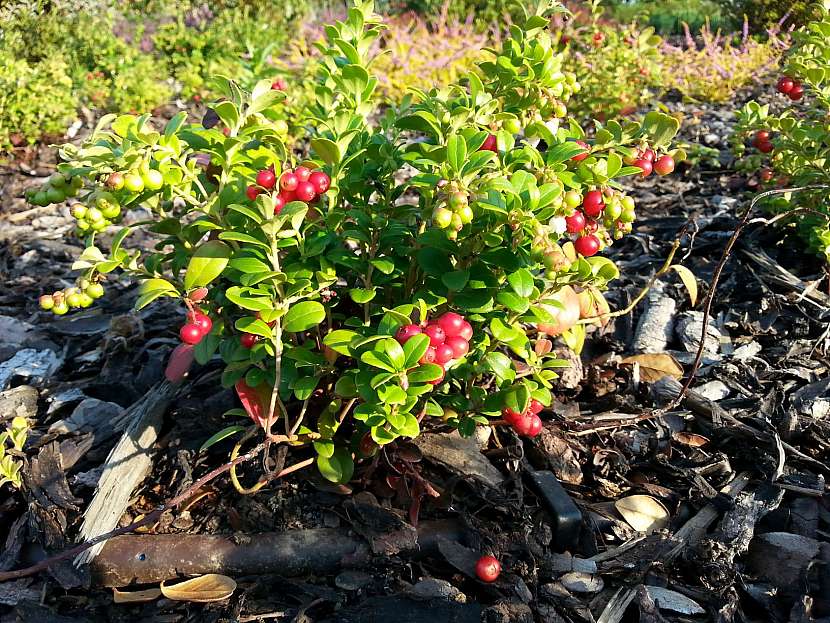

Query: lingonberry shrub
[30,1,678,485]
[732,3,830,260]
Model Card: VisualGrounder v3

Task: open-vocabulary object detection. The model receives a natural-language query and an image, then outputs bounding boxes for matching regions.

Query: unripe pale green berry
[458,205,474,224]
[71,204,88,219]
[39,295,55,310]
[564,191,582,209]
[433,207,453,229]
[66,292,83,308]
[87,207,103,222]
[52,301,69,315]
[86,282,105,299]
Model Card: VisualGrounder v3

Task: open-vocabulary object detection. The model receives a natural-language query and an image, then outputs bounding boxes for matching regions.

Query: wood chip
[160,574,236,602]
[112,587,162,604]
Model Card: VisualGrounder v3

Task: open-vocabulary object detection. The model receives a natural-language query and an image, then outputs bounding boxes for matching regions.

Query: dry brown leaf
[160,574,237,602]
[672,432,710,447]
[112,587,162,603]
[620,353,683,383]
[614,495,669,532]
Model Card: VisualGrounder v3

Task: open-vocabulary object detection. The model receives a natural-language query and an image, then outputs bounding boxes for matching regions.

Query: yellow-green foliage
[0,51,76,149]
[370,15,492,100]
[660,23,786,103]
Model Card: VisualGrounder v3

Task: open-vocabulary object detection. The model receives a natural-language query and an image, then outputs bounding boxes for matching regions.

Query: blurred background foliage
[0,0,796,151]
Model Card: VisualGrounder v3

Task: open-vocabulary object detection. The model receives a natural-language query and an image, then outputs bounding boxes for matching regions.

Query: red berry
[279,189,296,204]
[754,130,771,144]
[280,172,298,192]
[189,287,209,302]
[271,78,287,91]
[295,181,316,202]
[294,166,311,182]
[434,343,455,365]
[274,195,286,214]
[396,324,422,343]
[777,76,794,94]
[760,168,774,182]
[789,83,804,101]
[423,324,446,346]
[457,321,473,341]
[246,185,261,201]
[565,211,586,233]
[193,312,212,335]
[528,399,543,414]
[583,219,599,235]
[757,141,774,154]
[582,190,605,218]
[571,140,589,161]
[574,235,600,257]
[654,155,675,176]
[634,159,653,177]
[240,333,258,349]
[437,312,465,337]
[445,336,469,359]
[502,407,522,425]
[641,148,655,162]
[309,171,331,194]
[179,323,203,345]
[480,134,497,152]
[475,555,501,583]
[527,414,543,437]
[420,346,437,364]
[256,169,276,189]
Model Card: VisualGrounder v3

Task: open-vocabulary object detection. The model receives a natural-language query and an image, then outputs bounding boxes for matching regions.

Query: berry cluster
[246,166,331,214]
[25,172,82,207]
[563,189,636,258]
[776,75,804,101]
[179,310,213,345]
[39,279,104,315]
[432,184,473,240]
[70,191,123,234]
[625,146,675,178]
[751,130,774,154]
[395,312,473,385]
[502,399,544,437]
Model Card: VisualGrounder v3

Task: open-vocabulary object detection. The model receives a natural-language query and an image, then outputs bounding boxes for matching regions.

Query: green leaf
[283,301,325,332]
[323,329,360,356]
[136,278,178,310]
[442,270,470,291]
[394,413,420,438]
[235,317,274,339]
[417,248,452,276]
[199,425,246,452]
[507,268,534,298]
[164,111,187,138]
[381,338,406,371]
[349,287,376,304]
[311,138,341,165]
[225,286,273,311]
[293,376,319,400]
[447,134,467,174]
[317,447,354,483]
[485,352,515,382]
[403,333,430,369]
[361,351,397,372]
[370,258,395,275]
[184,241,231,291]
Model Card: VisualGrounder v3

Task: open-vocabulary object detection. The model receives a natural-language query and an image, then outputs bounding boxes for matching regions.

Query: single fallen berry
[256,169,276,189]
[475,555,501,583]
[574,234,600,257]
[423,324,446,346]
[654,155,675,176]
[565,211,586,233]
[396,324,422,343]
[180,323,203,345]
[240,333,258,349]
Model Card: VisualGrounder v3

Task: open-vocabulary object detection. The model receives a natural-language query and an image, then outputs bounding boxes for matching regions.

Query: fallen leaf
[112,587,162,603]
[670,264,698,306]
[672,432,709,447]
[620,353,683,383]
[614,495,669,532]
[160,574,236,602]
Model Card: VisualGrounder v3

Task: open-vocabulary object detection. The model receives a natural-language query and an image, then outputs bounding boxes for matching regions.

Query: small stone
[409,578,465,602]
[560,571,604,593]
[696,380,730,401]
[703,133,720,145]
[675,311,721,354]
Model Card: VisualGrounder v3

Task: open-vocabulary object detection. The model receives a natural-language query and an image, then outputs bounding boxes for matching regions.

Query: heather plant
[660,20,788,104]
[564,1,663,120]
[732,1,830,261]
[28,0,679,488]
